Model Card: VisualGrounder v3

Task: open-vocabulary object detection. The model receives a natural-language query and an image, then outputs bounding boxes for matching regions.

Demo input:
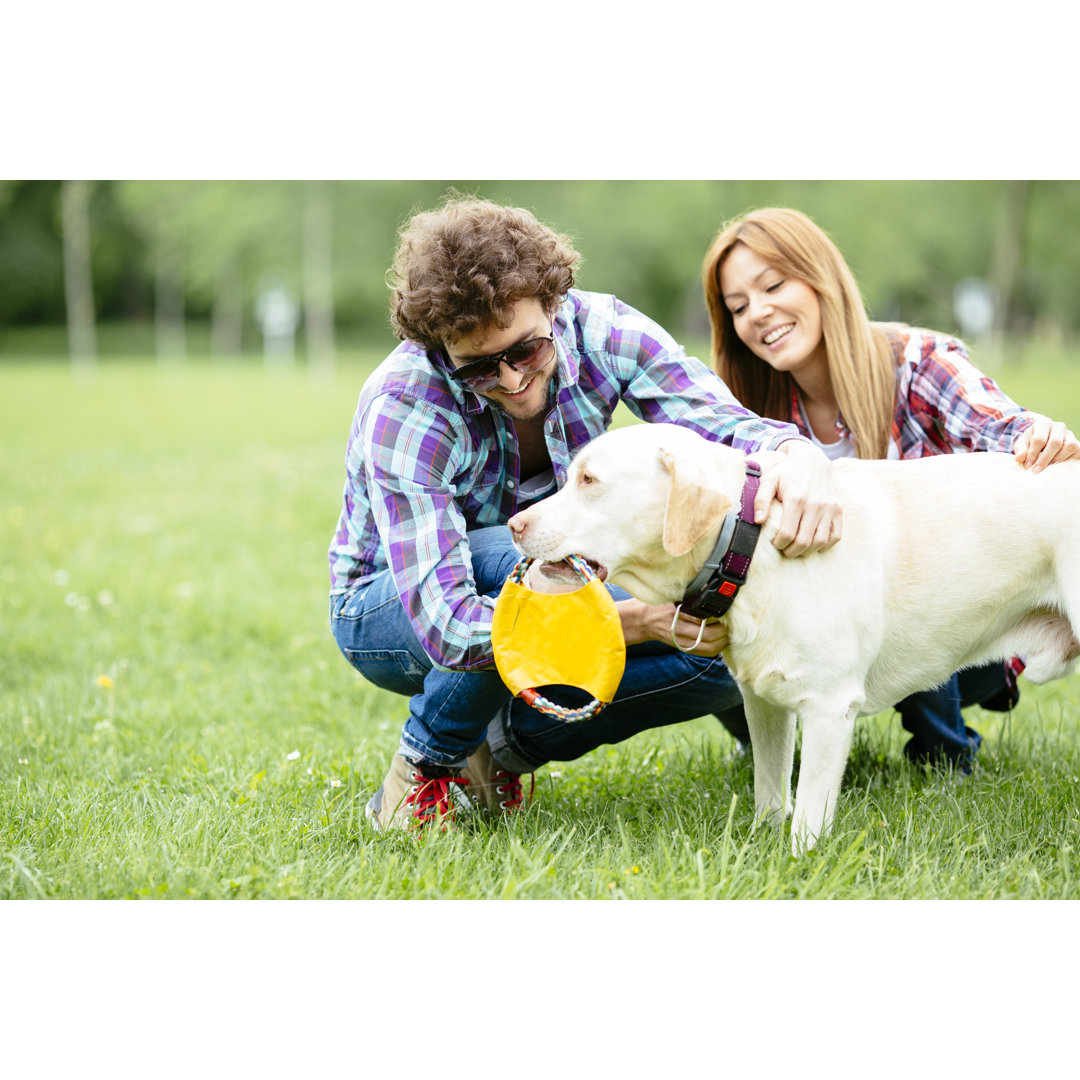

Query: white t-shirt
[796,397,900,460]
[517,468,557,505]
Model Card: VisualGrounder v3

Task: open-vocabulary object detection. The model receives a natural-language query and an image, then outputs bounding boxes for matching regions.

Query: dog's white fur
[508,423,1080,852]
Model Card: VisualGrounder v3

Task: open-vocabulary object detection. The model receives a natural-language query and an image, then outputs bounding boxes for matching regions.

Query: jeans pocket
[332,587,372,621]
[343,647,429,696]
[330,582,431,695]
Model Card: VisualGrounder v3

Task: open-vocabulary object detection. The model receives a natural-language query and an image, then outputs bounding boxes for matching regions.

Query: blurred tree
[768,180,1000,331]
[154,235,187,361]
[989,179,1030,360]
[118,181,194,361]
[60,179,97,369]
[1019,181,1080,342]
[4,180,1080,359]
[0,181,66,326]
[118,180,305,358]
[303,180,336,378]
[331,180,449,331]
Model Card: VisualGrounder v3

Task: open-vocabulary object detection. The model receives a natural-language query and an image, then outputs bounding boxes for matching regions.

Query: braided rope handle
[508,555,609,723]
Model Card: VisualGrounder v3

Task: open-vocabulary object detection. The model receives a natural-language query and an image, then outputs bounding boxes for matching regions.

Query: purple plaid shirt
[787,325,1038,456]
[329,290,804,670]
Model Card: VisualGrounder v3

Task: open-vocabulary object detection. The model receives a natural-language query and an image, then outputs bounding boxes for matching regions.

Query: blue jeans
[898,662,1016,768]
[329,526,744,769]
[715,663,1012,771]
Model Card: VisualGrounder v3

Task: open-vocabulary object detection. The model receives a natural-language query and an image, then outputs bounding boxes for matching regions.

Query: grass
[3,344,1080,900]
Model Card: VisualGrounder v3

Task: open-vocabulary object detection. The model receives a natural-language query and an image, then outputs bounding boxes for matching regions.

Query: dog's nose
[507,512,526,539]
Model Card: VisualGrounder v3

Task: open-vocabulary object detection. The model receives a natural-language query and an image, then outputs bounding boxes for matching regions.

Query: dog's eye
[579,471,596,486]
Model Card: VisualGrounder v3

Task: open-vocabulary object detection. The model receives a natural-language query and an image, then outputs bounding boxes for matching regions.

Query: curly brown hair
[388,194,580,348]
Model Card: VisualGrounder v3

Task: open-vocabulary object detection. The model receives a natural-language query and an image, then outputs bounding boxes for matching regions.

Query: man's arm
[358,393,497,671]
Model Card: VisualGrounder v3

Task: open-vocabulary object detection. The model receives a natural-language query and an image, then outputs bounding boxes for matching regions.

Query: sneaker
[903,740,975,777]
[366,753,473,832]
[462,742,533,815]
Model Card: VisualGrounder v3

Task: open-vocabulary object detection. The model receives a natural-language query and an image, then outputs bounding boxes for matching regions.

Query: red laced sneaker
[366,754,472,831]
[463,742,535,815]
[491,769,535,811]
[404,770,472,822]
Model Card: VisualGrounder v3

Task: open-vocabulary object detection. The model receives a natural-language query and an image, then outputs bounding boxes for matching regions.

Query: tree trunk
[303,180,336,379]
[155,239,187,362]
[211,257,244,358]
[61,180,97,371]
[989,179,1031,363]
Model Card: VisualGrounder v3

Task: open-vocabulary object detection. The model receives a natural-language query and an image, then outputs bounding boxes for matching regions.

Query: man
[328,195,842,831]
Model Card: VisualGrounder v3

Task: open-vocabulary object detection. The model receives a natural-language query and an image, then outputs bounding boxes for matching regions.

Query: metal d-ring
[670,603,707,653]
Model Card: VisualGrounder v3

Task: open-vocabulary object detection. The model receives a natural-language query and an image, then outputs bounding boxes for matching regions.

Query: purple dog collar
[676,459,762,621]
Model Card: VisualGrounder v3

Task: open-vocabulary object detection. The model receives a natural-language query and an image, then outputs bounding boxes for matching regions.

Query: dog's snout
[507,511,527,539]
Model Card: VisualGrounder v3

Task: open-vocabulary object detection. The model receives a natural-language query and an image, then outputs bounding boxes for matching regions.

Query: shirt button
[506,479,515,489]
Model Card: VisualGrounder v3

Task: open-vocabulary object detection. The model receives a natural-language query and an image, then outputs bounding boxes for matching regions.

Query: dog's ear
[659,449,732,556]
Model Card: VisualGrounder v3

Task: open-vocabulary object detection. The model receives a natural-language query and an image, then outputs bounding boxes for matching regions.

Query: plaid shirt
[329,289,803,670]
[787,325,1038,457]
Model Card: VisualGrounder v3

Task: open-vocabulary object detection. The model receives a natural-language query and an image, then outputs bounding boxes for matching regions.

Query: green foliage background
[3,180,1079,352]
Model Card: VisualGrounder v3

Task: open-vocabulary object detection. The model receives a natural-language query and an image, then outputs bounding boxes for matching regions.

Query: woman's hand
[754,440,843,557]
[1013,418,1080,472]
[617,598,730,656]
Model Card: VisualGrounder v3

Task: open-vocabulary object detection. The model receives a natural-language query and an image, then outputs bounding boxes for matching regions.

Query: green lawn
[3,347,1080,900]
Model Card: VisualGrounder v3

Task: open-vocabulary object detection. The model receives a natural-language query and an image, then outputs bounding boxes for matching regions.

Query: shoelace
[405,772,470,823]
[493,770,535,811]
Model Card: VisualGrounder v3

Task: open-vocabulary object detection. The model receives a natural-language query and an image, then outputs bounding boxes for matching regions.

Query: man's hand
[1013,418,1080,473]
[618,598,730,656]
[754,440,843,557]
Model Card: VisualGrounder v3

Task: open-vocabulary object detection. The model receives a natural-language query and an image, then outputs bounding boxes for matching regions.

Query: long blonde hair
[702,207,896,460]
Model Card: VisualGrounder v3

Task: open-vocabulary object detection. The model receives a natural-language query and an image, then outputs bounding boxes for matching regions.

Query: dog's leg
[743,688,796,829]
[790,697,860,855]
[1017,552,1080,684]
[1013,611,1079,684]
[1023,559,1080,683]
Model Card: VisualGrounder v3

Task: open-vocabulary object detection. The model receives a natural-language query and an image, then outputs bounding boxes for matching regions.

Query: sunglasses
[447,335,556,393]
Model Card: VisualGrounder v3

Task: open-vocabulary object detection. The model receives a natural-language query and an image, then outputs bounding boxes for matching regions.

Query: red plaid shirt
[786,326,1038,458]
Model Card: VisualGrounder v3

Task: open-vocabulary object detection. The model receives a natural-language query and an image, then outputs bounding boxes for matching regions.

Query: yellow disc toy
[491,555,626,721]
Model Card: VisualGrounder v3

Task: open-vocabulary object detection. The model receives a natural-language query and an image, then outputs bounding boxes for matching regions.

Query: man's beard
[485,372,558,421]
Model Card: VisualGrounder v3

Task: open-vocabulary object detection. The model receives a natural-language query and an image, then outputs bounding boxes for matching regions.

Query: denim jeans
[329,525,744,769]
[897,661,1015,768]
[715,662,1011,770]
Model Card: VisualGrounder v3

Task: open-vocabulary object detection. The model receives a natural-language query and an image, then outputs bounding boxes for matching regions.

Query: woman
[702,206,1080,770]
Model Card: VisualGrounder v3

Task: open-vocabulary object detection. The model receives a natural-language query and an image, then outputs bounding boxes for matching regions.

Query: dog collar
[677,459,762,621]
